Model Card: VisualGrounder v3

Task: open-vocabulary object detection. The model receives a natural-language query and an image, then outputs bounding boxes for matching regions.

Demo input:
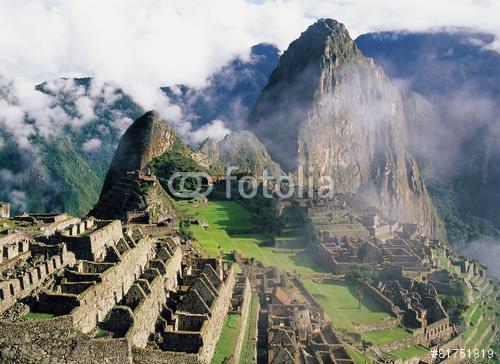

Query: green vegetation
[362,327,411,346]
[344,344,374,364]
[21,312,55,320]
[388,345,429,360]
[345,265,376,309]
[441,280,468,324]
[42,138,103,217]
[179,200,326,275]
[150,136,208,193]
[212,313,242,364]
[428,182,500,243]
[178,220,194,240]
[239,293,259,364]
[301,279,394,333]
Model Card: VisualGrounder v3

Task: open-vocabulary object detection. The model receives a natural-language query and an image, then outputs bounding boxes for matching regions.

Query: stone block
[3,243,18,259]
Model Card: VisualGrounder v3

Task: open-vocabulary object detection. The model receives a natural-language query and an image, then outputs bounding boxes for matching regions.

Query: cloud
[300,0,500,44]
[82,137,102,152]
[189,119,231,145]
[8,190,28,213]
[1,0,499,144]
[456,237,500,279]
[0,76,113,147]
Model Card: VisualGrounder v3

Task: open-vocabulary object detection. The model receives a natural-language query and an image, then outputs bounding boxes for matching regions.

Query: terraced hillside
[432,246,499,359]
[462,276,498,352]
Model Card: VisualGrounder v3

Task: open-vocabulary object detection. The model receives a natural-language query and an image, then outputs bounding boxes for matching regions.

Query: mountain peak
[309,18,349,36]
[263,18,359,88]
[100,110,176,194]
[247,20,443,239]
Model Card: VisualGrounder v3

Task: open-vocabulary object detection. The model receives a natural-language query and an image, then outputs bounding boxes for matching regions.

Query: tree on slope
[345,265,376,309]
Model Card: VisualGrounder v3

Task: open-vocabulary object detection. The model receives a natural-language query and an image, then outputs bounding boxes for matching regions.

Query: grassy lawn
[362,327,412,346]
[388,345,429,360]
[180,200,258,231]
[180,200,327,275]
[239,293,259,364]
[20,312,55,320]
[212,313,242,364]
[345,344,374,364]
[301,279,394,334]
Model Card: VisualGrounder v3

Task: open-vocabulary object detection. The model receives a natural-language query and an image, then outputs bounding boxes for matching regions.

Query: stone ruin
[134,258,236,364]
[0,233,75,318]
[374,276,453,345]
[0,202,10,218]
[267,303,355,364]
[235,254,355,364]
[269,193,481,361]
[0,203,239,363]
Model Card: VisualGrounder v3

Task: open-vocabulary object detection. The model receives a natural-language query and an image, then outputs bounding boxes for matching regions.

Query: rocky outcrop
[248,19,444,239]
[101,111,176,195]
[199,131,284,176]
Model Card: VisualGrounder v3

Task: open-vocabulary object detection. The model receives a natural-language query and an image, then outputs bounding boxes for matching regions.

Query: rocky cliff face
[101,111,176,194]
[199,131,284,176]
[248,19,444,239]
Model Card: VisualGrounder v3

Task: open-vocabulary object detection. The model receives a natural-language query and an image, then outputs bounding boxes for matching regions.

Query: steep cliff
[357,30,500,242]
[101,110,176,194]
[248,19,444,239]
[199,131,284,176]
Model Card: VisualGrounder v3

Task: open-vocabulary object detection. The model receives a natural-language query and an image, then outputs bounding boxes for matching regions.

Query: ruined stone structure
[235,254,356,364]
[0,202,10,218]
[375,278,453,344]
[268,304,355,363]
[230,275,253,363]
[0,207,219,363]
[0,233,76,316]
[296,195,436,278]
[130,259,236,364]
[50,218,122,261]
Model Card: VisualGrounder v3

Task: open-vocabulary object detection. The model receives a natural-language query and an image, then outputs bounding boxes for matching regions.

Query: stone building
[267,303,355,363]
[0,202,10,218]
[133,258,236,364]
[0,211,199,363]
[374,277,454,345]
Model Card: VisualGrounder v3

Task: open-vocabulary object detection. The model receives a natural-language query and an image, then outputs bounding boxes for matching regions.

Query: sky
[1,0,500,141]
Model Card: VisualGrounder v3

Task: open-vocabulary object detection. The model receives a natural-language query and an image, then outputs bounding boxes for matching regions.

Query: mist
[456,237,500,279]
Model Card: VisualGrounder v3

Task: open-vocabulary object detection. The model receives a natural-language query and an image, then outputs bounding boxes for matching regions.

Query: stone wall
[0,250,76,314]
[365,284,400,319]
[0,315,132,363]
[133,347,202,364]
[71,235,156,333]
[197,265,236,364]
[161,265,237,364]
[355,317,399,333]
[126,244,182,347]
[232,277,251,364]
[0,202,10,218]
[64,220,123,261]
